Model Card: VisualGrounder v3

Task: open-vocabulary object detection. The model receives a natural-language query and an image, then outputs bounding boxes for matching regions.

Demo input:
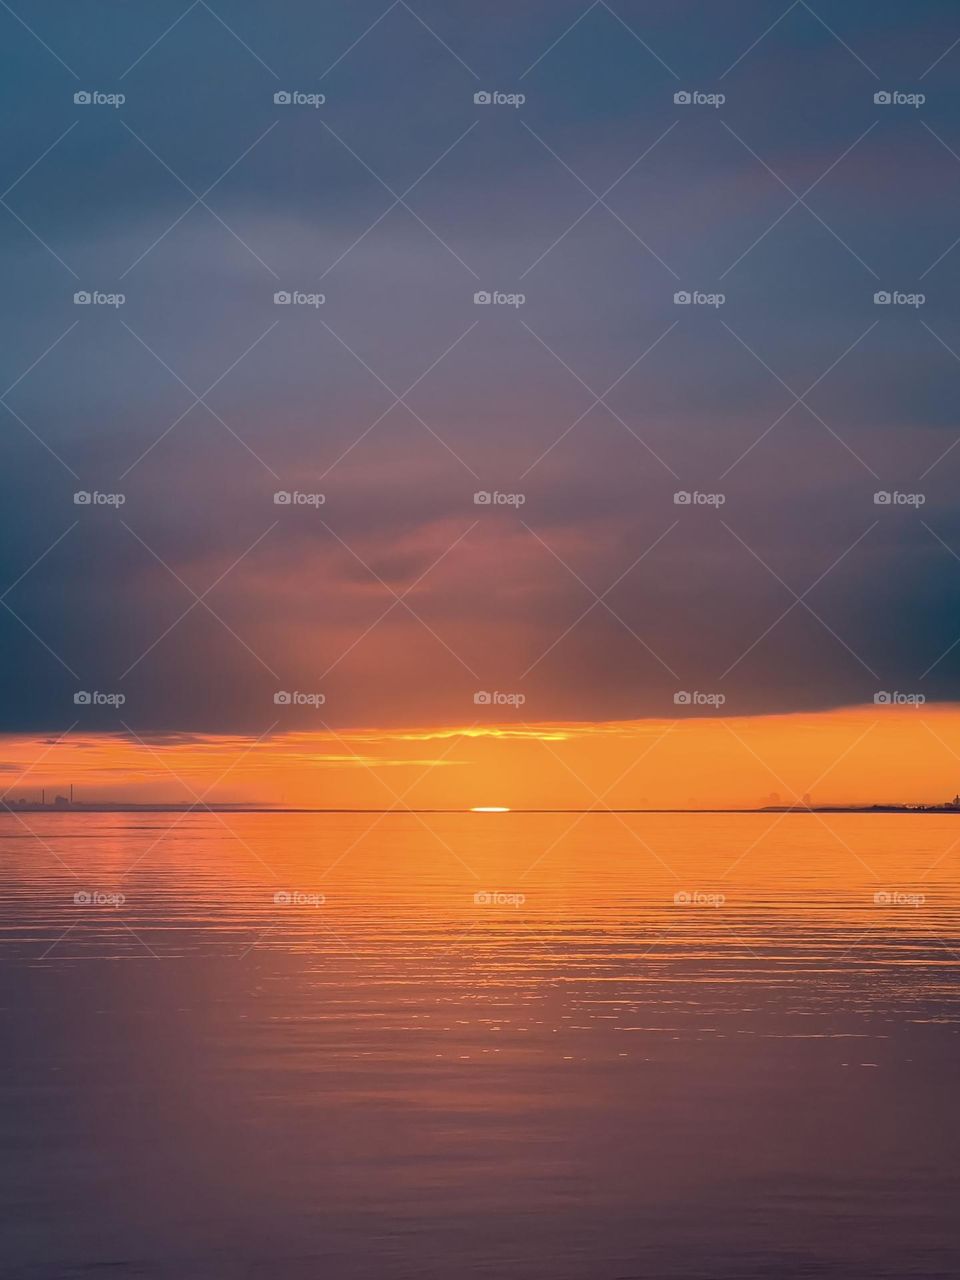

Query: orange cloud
[3,704,960,812]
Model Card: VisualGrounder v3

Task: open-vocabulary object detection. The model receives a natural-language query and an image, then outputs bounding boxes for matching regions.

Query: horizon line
[2,803,958,816]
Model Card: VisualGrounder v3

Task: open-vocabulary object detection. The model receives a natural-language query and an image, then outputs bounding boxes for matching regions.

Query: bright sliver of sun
[470,806,510,812]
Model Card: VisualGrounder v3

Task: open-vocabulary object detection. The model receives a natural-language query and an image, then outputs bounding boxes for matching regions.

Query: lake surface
[1,811,959,1279]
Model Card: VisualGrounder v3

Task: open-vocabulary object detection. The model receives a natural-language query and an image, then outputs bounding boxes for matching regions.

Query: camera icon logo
[473,491,492,505]
[874,91,892,105]
[474,91,492,105]
[273,491,292,505]
[274,691,292,705]
[673,290,691,304]
[874,691,892,705]
[274,290,292,305]
[474,291,492,305]
[873,491,892,505]
[74,91,92,105]
[673,491,692,505]
[874,290,891,305]
[74,691,92,705]
[474,691,492,705]
[674,91,692,105]
[274,91,292,105]
[673,691,692,705]
[73,491,92,505]
[74,291,92,305]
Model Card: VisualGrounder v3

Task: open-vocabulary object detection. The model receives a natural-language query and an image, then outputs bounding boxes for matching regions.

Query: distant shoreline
[2,804,959,816]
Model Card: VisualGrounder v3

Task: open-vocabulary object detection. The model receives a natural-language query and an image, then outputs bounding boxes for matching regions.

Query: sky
[2,0,960,805]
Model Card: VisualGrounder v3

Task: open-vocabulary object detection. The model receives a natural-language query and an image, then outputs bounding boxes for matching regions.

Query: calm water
[1,811,959,1279]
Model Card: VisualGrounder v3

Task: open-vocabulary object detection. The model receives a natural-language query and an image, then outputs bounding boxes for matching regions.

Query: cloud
[3,0,960,736]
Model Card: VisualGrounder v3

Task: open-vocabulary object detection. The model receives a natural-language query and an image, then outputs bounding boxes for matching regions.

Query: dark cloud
[3,0,960,735]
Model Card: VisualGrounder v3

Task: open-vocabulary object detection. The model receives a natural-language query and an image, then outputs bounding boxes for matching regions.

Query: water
[1,811,959,1279]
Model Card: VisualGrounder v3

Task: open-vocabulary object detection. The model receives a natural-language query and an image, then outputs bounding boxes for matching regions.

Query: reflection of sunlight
[471,806,510,812]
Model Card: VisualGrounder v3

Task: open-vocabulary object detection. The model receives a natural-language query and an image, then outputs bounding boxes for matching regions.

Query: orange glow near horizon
[2,703,960,811]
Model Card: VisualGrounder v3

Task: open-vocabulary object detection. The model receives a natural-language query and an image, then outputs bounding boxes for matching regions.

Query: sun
[470,806,510,813]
